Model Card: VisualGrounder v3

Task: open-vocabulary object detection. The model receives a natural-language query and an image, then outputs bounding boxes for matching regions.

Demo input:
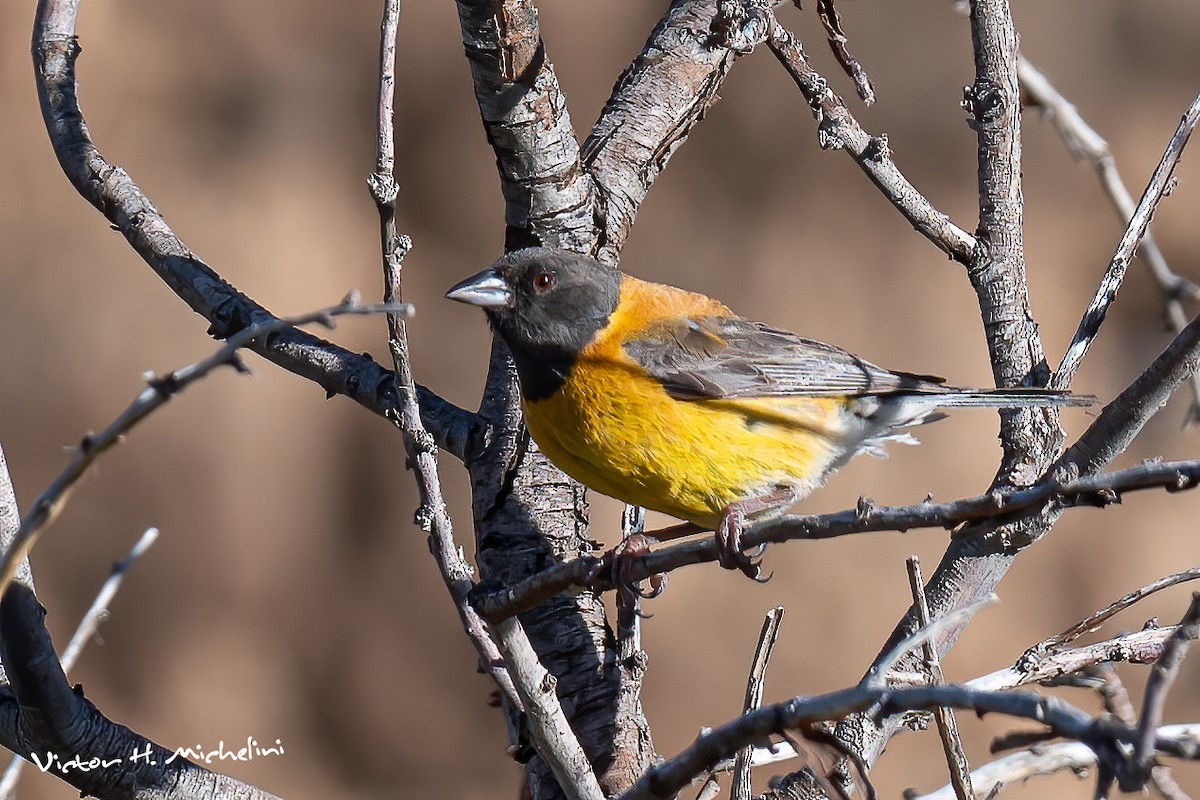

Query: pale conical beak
[445,268,513,309]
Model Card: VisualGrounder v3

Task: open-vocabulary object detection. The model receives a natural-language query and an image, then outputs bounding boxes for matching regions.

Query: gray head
[446,247,622,400]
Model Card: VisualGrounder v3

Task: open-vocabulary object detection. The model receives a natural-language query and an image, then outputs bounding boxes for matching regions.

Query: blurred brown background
[2,1,1200,797]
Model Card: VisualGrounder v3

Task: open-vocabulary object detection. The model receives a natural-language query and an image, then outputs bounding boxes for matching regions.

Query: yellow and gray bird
[448,247,1092,577]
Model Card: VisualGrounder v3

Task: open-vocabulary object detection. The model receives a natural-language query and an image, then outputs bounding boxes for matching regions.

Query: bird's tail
[923,388,1095,409]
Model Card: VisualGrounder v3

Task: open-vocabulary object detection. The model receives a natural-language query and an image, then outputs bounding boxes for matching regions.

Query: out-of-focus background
[2,1,1199,797]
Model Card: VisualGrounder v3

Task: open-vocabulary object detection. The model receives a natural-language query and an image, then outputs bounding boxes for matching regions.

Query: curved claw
[609,533,668,612]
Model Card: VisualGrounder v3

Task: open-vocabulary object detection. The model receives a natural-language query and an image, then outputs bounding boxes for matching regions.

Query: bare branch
[971,625,1179,693]
[475,459,1200,620]
[491,616,607,800]
[1088,666,1190,800]
[1136,594,1200,770]
[1062,312,1200,473]
[1039,567,1200,652]
[1053,94,1200,389]
[814,0,874,104]
[962,0,1058,478]
[906,730,1199,800]
[732,607,785,799]
[370,0,522,717]
[0,526,159,799]
[908,557,974,800]
[584,0,739,263]
[0,446,30,598]
[617,674,1200,800]
[1018,59,1200,420]
[0,581,281,799]
[0,300,407,607]
[453,0,595,251]
[870,596,997,686]
[31,0,475,460]
[765,20,976,264]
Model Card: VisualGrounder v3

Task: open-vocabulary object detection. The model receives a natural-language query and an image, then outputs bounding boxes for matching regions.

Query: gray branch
[584,0,740,264]
[474,459,1200,621]
[1053,94,1200,389]
[32,0,476,461]
[765,20,976,264]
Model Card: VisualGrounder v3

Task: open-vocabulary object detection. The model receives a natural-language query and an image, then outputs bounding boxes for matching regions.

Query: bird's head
[446,247,621,357]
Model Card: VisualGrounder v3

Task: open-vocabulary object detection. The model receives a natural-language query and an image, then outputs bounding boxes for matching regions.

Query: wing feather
[621,316,945,400]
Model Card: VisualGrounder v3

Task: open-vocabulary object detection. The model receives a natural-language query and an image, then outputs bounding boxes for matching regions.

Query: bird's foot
[589,533,667,613]
[714,488,797,581]
[715,503,769,580]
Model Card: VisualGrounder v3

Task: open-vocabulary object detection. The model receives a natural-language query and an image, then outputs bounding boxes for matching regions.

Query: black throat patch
[505,340,578,403]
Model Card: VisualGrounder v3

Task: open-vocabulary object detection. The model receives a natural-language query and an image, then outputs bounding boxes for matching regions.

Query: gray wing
[621,316,946,400]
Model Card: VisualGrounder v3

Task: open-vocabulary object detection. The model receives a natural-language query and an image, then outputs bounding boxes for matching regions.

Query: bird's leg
[588,512,693,610]
[716,488,797,580]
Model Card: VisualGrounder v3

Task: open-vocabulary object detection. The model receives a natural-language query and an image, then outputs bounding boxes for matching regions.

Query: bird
[446,247,1093,582]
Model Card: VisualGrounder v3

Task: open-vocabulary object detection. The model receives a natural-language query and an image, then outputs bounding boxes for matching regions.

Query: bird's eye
[532,270,556,292]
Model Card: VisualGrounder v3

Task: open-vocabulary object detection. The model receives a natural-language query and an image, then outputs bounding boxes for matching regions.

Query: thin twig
[617,669,1200,800]
[870,596,997,687]
[475,460,1200,621]
[1039,566,1200,652]
[732,607,784,800]
[1136,594,1200,770]
[1018,57,1200,420]
[908,557,974,800]
[765,20,975,264]
[0,526,159,799]
[971,625,1180,693]
[906,726,1200,800]
[1054,94,1200,389]
[618,504,646,663]
[371,5,599,796]
[705,622,1190,783]
[1061,311,1200,474]
[369,0,521,722]
[815,0,874,104]
[1087,666,1191,800]
[0,299,407,604]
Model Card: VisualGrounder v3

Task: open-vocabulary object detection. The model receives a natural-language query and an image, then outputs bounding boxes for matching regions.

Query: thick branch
[453,0,595,252]
[584,0,739,263]
[31,3,475,461]
[0,583,279,799]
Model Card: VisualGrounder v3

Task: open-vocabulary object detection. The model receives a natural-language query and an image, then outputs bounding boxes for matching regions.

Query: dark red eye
[532,270,556,292]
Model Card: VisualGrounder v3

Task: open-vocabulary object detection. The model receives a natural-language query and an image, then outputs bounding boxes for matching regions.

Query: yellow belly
[524,360,846,528]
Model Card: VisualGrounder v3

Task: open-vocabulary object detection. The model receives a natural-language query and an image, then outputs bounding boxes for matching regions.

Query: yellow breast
[522,277,848,528]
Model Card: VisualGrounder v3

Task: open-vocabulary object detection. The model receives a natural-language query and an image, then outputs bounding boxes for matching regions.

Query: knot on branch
[862,134,890,163]
[205,296,253,340]
[367,172,399,206]
[815,115,845,151]
[962,79,1007,126]
[714,0,772,54]
[855,496,875,521]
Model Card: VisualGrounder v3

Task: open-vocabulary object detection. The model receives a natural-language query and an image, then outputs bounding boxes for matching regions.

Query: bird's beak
[445,268,513,309]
